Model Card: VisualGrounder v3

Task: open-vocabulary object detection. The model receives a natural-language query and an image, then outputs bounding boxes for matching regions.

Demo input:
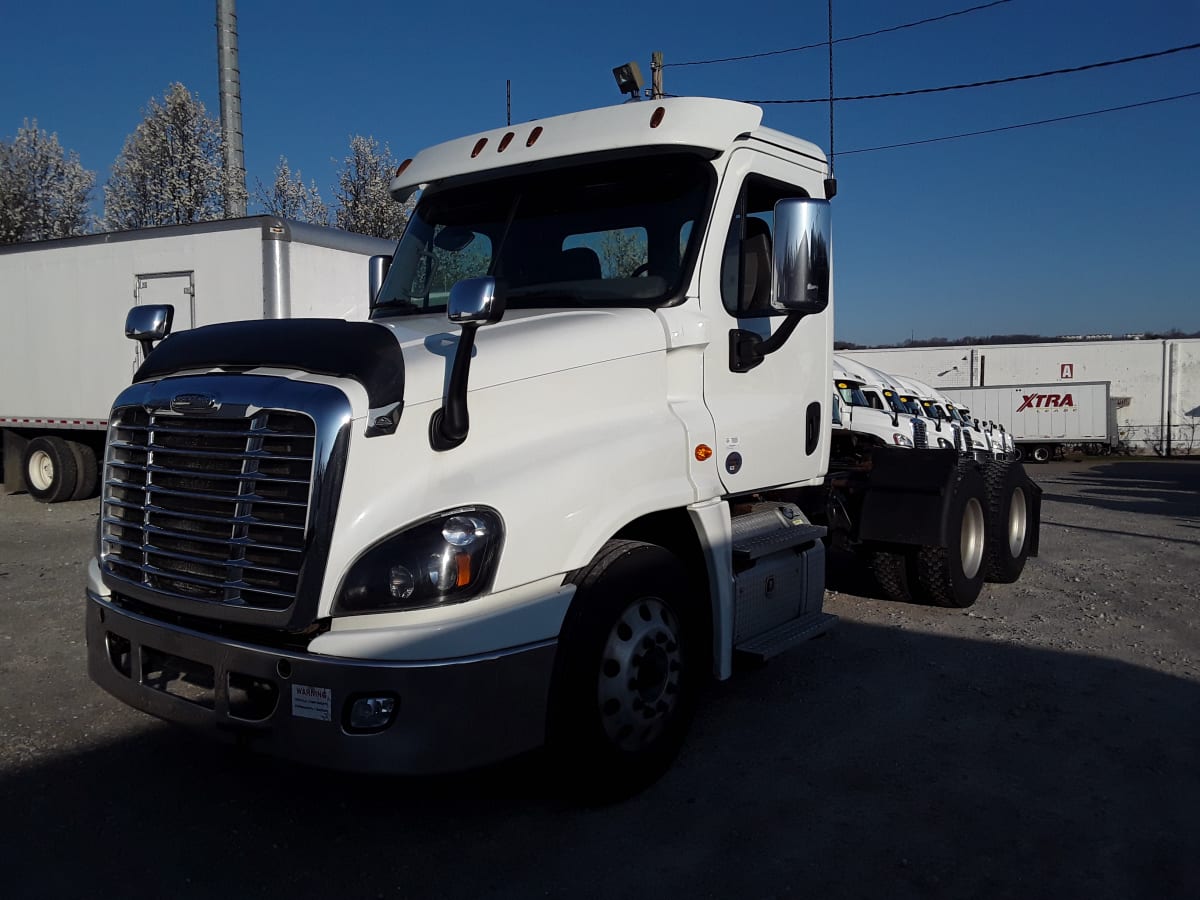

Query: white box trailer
[1,217,394,501]
[942,382,1114,462]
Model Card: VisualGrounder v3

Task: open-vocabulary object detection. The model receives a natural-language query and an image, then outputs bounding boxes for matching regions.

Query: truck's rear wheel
[67,440,99,501]
[870,548,914,603]
[983,462,1031,583]
[22,436,78,503]
[914,467,987,608]
[548,540,699,802]
[1031,445,1051,463]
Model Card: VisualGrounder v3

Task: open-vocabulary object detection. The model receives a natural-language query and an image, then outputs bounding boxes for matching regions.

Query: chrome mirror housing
[772,198,831,314]
[368,255,392,305]
[125,304,174,347]
[448,276,506,325]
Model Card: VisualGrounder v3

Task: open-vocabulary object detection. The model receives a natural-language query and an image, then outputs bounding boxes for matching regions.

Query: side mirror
[126,304,174,357]
[772,197,831,315]
[448,276,506,325]
[369,255,392,305]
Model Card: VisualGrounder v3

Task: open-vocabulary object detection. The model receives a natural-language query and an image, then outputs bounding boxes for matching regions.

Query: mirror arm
[728,312,805,373]
[429,322,479,451]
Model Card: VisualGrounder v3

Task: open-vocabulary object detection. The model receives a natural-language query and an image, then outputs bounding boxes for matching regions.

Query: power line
[744,42,1200,104]
[666,1,1012,69]
[834,90,1200,156]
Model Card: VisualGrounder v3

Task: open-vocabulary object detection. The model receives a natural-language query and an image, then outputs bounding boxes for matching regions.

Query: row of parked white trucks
[12,97,1044,799]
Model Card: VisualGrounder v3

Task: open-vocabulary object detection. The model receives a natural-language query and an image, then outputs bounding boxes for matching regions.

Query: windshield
[897,395,924,416]
[373,153,713,316]
[881,390,910,415]
[835,381,870,408]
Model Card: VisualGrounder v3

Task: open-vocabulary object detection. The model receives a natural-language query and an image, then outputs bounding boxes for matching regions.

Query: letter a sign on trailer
[1060,363,1074,379]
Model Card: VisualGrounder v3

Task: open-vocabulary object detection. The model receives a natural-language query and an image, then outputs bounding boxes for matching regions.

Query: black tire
[870,548,915,603]
[547,540,700,803]
[21,436,78,503]
[983,461,1032,583]
[914,466,988,608]
[66,440,99,501]
[1031,445,1051,463]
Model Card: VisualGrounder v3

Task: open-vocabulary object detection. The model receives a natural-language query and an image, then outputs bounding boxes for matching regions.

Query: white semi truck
[0,217,394,502]
[85,98,1041,797]
[943,381,1115,461]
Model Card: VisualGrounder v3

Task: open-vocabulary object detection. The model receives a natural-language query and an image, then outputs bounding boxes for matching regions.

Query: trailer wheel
[1031,445,1051,463]
[983,462,1031,583]
[66,441,99,501]
[914,467,987,608]
[21,436,79,503]
[870,548,914,603]
[548,540,699,802]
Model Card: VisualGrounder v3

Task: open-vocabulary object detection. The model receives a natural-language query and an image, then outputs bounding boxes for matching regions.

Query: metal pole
[217,0,247,217]
[651,52,663,99]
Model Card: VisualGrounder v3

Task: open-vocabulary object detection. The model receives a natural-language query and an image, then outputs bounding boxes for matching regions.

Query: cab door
[698,149,832,493]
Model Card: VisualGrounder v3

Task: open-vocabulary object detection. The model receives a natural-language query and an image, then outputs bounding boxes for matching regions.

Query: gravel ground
[1,458,1197,899]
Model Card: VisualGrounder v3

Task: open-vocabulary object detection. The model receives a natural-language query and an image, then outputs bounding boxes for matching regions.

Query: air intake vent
[101,408,316,612]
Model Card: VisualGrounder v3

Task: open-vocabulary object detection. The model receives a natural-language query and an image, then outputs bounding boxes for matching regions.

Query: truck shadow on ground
[1035,459,1200,522]
[4,623,1197,899]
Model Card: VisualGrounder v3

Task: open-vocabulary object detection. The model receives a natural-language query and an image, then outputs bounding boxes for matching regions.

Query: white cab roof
[390,97,826,198]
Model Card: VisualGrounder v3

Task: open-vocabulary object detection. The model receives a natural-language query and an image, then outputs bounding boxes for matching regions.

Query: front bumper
[86,591,557,774]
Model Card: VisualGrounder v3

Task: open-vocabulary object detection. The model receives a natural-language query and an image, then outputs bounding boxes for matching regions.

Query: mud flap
[856,449,964,548]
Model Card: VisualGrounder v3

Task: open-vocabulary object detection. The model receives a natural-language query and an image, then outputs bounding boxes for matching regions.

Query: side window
[720,176,809,316]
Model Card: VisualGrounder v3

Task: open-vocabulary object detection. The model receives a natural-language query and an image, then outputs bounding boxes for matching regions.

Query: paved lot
[1,459,1197,898]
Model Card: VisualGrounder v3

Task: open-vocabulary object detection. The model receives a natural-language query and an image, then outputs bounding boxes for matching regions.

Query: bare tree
[102,83,247,231]
[0,119,94,244]
[255,156,328,224]
[333,135,410,239]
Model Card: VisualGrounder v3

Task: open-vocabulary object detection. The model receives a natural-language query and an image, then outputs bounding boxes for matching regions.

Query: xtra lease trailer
[0,217,394,501]
[942,382,1114,461]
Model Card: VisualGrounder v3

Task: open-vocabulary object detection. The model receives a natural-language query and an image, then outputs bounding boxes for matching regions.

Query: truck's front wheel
[548,540,699,802]
[983,461,1032,583]
[914,467,988,608]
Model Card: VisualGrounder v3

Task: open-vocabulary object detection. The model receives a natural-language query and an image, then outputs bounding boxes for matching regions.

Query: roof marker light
[497,131,515,153]
[526,126,543,147]
[471,138,488,158]
[650,106,666,128]
[394,158,412,178]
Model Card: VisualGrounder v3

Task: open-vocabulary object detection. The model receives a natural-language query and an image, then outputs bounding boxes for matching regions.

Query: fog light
[348,695,397,731]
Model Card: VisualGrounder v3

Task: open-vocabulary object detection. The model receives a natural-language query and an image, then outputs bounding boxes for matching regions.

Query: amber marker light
[471,138,488,158]
[526,126,543,147]
[394,158,412,178]
[650,106,666,128]
[455,552,472,587]
[695,444,713,461]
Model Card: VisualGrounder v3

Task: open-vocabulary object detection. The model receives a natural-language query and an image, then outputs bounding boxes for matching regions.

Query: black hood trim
[134,319,405,415]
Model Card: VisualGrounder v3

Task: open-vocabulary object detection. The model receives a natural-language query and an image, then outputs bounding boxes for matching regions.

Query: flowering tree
[0,120,94,244]
[255,156,329,224]
[103,83,246,231]
[333,134,411,239]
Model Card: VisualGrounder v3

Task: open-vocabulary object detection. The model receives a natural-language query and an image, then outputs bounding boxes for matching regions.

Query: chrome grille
[101,407,316,612]
[912,418,928,449]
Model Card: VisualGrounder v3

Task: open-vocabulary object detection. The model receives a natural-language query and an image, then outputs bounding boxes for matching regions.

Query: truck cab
[830,354,918,460]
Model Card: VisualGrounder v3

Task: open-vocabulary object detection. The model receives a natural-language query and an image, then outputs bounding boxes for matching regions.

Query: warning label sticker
[291,684,332,721]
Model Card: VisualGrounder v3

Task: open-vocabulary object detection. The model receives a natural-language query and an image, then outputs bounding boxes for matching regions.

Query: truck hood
[374,307,668,406]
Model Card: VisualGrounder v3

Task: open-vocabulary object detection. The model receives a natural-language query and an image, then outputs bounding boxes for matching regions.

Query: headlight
[334,507,503,615]
[892,433,913,447]
[937,437,954,449]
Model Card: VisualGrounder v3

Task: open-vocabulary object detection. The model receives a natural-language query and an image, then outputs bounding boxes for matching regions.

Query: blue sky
[1,0,1197,345]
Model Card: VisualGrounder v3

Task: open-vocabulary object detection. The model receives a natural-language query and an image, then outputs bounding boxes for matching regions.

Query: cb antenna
[825,0,838,199]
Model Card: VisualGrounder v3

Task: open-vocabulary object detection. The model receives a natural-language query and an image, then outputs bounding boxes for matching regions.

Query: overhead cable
[666,1,1012,68]
[743,42,1200,104]
[834,91,1200,156]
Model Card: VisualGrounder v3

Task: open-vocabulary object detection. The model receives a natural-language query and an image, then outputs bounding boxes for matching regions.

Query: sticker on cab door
[291,684,332,721]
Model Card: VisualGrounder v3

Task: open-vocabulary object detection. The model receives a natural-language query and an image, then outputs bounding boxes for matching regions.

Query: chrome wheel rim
[961,497,985,579]
[1008,486,1028,557]
[597,598,683,752]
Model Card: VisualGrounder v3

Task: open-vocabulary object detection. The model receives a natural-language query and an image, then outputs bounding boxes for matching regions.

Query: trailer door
[133,271,195,367]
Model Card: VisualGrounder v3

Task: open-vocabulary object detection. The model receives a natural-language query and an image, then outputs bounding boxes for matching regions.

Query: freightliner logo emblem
[169,392,220,414]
